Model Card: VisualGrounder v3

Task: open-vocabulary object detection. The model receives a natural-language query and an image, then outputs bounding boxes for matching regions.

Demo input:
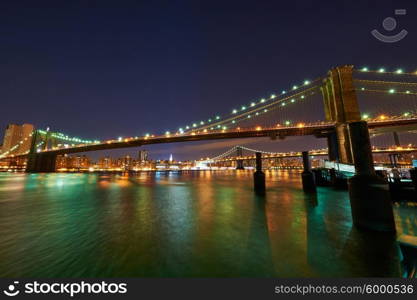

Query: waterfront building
[1,123,34,155]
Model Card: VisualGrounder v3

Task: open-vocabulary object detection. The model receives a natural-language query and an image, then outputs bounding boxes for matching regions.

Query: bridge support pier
[347,121,396,232]
[326,131,340,161]
[26,153,57,173]
[301,151,316,192]
[410,168,417,195]
[253,152,265,194]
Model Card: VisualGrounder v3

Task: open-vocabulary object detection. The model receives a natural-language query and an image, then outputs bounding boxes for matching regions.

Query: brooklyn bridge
[2,65,417,172]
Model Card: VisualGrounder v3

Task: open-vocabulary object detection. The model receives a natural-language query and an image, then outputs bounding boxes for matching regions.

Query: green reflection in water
[0,171,409,277]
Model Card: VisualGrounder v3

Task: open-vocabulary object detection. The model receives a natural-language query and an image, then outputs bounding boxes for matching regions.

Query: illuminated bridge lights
[379,68,385,73]
[396,69,403,74]
[361,67,369,72]
[389,89,396,94]
[168,75,320,137]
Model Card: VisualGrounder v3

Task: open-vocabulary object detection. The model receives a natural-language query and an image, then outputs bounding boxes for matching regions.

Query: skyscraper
[1,123,34,156]
[138,150,148,162]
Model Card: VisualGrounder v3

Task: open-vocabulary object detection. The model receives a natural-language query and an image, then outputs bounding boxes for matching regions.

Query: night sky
[1,0,416,160]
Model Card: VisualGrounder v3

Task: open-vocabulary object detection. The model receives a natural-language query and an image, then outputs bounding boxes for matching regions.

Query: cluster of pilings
[252,121,396,232]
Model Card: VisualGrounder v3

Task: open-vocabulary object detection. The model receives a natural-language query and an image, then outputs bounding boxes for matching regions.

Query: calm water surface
[0,170,415,277]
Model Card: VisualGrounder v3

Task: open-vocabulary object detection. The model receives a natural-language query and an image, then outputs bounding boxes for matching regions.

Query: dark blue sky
[1,0,416,160]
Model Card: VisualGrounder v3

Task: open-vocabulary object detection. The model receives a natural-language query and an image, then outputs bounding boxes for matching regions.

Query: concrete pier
[347,121,396,232]
[26,153,57,173]
[253,152,265,194]
[410,168,417,195]
[301,151,316,192]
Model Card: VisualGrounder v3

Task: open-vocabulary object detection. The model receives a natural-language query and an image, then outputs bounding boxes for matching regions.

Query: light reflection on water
[0,170,410,277]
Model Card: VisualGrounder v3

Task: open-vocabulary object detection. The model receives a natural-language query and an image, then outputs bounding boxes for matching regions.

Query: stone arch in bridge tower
[321,65,361,164]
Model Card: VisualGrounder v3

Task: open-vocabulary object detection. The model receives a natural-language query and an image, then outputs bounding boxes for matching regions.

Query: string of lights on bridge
[37,129,100,144]
[172,77,323,137]
[358,67,417,75]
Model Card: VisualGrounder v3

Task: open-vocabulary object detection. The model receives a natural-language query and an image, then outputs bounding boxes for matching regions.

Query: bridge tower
[322,65,395,232]
[26,130,57,173]
[236,146,245,170]
[321,65,361,164]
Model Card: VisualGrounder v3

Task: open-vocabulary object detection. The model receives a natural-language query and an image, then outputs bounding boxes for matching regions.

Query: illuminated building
[138,150,148,162]
[56,154,91,169]
[1,123,34,155]
[98,156,113,169]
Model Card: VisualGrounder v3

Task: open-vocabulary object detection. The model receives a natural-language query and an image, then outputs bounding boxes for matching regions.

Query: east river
[0,170,415,277]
